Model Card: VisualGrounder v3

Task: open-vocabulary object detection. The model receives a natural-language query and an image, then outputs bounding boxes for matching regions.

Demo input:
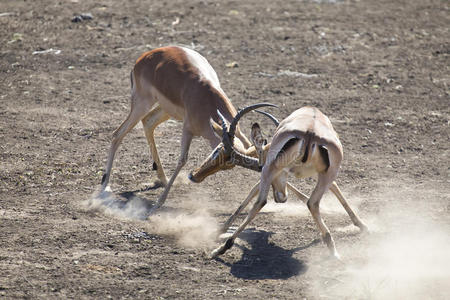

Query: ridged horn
[216,109,233,152]
[230,150,261,172]
[254,109,280,127]
[228,103,278,141]
[216,109,228,136]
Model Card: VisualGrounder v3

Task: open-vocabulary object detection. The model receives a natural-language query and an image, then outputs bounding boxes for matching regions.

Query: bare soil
[1,0,449,299]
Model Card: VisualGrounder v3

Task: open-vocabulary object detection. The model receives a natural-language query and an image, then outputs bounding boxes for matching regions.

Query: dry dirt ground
[1,0,449,299]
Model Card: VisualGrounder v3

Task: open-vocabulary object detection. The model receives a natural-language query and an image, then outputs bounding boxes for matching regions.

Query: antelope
[100,45,275,213]
[189,106,368,259]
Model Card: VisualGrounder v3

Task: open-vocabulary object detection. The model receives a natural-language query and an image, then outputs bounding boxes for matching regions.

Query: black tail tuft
[318,145,330,171]
[301,132,314,163]
[301,143,309,163]
[277,138,300,160]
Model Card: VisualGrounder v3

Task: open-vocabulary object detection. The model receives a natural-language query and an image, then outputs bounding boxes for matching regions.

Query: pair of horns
[215,102,279,172]
[217,103,279,143]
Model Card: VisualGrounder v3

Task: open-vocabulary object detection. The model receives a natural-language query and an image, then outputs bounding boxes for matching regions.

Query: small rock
[255,72,275,78]
[0,12,15,17]
[8,33,23,44]
[72,13,93,22]
[71,15,83,23]
[226,61,239,68]
[171,17,180,26]
[32,48,61,55]
[278,70,318,78]
[80,13,93,20]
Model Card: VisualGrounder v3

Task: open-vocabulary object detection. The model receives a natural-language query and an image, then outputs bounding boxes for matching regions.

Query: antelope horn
[230,150,261,172]
[228,103,278,142]
[219,103,277,172]
[216,111,261,170]
[254,109,280,127]
[216,109,228,135]
[216,109,233,152]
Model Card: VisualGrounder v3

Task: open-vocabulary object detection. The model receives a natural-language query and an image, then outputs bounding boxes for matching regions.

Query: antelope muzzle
[188,144,235,183]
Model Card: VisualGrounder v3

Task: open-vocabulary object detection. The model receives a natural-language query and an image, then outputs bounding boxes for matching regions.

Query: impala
[100,45,275,212]
[189,106,368,259]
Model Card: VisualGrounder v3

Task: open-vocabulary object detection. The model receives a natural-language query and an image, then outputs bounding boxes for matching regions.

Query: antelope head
[188,103,278,183]
[249,108,280,167]
[249,112,289,204]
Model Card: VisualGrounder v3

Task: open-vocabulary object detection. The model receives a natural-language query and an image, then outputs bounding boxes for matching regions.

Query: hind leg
[141,105,170,187]
[307,173,340,259]
[101,102,151,191]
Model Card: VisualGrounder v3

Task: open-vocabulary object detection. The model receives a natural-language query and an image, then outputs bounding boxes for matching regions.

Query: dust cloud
[85,187,152,220]
[309,185,450,300]
[262,201,310,217]
[261,188,363,217]
[86,187,219,249]
[146,209,219,249]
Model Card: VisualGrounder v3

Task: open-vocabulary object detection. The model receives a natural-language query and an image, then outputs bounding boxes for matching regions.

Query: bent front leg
[211,194,267,258]
[220,180,260,234]
[286,182,309,203]
[211,164,275,258]
[148,129,193,214]
[307,174,339,259]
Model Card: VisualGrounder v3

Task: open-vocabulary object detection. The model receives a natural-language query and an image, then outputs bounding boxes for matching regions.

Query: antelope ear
[210,119,223,139]
[251,122,265,149]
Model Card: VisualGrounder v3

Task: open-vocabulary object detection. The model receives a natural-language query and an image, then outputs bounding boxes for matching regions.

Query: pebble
[72,13,93,23]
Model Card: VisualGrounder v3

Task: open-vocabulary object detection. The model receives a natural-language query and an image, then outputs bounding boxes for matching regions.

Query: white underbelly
[150,86,184,121]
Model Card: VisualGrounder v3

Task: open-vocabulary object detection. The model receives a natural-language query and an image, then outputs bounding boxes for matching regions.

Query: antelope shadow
[216,229,319,280]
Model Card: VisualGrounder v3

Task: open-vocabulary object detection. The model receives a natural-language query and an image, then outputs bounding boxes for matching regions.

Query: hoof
[331,251,342,261]
[209,248,223,259]
[210,246,227,259]
[98,185,112,196]
[210,239,234,258]
[359,223,369,233]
